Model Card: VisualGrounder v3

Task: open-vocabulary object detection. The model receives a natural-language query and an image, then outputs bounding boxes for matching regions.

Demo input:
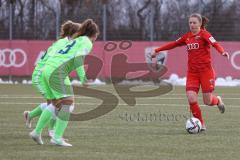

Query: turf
[0,84,240,160]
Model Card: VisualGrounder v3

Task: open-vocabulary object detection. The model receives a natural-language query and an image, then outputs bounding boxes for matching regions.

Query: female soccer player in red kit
[151,13,229,131]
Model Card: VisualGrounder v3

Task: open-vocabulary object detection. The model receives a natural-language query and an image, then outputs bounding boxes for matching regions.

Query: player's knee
[52,97,73,108]
[187,94,197,104]
[52,99,62,108]
[188,97,197,104]
[61,104,74,113]
[40,103,48,110]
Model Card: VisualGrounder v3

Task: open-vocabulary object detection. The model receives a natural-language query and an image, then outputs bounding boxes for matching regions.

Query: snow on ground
[0,74,240,86]
[165,74,240,87]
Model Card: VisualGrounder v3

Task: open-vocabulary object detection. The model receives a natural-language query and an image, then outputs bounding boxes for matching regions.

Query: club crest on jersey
[195,36,201,40]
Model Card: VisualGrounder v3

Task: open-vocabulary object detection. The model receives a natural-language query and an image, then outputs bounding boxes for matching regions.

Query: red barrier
[0,40,239,78]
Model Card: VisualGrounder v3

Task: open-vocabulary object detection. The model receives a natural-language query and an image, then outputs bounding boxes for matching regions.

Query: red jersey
[154,29,225,72]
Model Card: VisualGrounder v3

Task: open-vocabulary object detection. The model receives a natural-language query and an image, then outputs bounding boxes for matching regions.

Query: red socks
[210,95,219,106]
[189,102,204,125]
[189,95,219,126]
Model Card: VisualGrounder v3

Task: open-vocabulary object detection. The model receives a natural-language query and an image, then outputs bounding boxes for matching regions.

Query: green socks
[29,105,43,119]
[33,104,72,138]
[29,103,56,130]
[35,104,55,135]
[54,105,71,139]
[54,117,69,139]
[48,119,56,130]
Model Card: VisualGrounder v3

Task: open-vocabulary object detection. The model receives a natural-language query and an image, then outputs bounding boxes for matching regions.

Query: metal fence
[1,0,240,41]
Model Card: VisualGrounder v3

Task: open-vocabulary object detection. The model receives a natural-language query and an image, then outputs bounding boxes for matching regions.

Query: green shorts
[32,63,46,96]
[40,65,73,100]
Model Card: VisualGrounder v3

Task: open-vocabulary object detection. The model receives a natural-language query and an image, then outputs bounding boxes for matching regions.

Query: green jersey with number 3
[40,36,93,99]
[45,36,92,75]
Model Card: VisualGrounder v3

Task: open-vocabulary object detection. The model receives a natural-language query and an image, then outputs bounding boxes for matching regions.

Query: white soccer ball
[185,117,202,134]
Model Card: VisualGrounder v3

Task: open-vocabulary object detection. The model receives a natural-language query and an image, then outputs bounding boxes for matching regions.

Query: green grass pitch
[0,84,240,160]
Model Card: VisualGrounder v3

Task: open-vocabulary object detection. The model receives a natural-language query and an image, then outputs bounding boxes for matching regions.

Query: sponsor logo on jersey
[209,36,216,43]
[187,43,199,50]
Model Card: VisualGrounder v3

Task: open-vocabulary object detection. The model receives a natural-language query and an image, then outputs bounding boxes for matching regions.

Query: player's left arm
[74,49,91,86]
[75,58,87,84]
[74,39,93,86]
[203,31,229,59]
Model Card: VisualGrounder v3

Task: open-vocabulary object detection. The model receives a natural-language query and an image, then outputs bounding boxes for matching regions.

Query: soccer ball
[185,117,202,134]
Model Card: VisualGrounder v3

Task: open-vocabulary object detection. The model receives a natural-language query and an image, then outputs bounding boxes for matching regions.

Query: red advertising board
[0,40,239,78]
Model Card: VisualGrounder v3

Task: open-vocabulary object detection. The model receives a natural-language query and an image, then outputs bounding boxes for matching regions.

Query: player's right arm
[152,33,187,57]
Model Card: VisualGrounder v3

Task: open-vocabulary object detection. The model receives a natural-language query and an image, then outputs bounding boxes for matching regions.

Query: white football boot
[50,137,72,147]
[29,130,43,145]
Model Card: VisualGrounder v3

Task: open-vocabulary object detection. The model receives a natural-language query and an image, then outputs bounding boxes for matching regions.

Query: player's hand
[145,52,153,64]
[222,52,230,60]
[151,51,157,58]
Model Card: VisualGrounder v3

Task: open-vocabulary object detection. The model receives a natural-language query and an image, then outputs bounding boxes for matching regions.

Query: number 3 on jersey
[58,40,76,54]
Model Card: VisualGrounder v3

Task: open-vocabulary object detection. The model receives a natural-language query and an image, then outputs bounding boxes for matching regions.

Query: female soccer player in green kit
[24,20,86,138]
[29,19,99,147]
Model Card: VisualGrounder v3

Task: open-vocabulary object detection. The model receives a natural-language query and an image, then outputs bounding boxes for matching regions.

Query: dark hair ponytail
[201,16,209,29]
[72,19,99,39]
[59,20,80,39]
[190,13,209,30]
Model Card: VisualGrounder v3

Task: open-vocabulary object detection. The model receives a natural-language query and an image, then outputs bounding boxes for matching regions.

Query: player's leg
[47,75,72,139]
[186,91,205,126]
[47,118,56,137]
[45,71,73,146]
[186,71,205,129]
[50,97,73,147]
[26,101,57,137]
[24,102,48,128]
[201,68,225,113]
[29,70,56,145]
[30,102,56,145]
[30,99,56,145]
[24,69,50,128]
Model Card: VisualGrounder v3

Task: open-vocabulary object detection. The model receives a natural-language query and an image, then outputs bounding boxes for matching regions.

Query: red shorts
[186,68,215,93]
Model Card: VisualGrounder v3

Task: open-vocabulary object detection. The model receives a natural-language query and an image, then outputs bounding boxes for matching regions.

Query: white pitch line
[1,93,240,96]
[0,96,240,100]
[0,102,239,108]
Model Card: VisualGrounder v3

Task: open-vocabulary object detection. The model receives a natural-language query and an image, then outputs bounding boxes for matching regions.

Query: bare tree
[0,0,238,40]
[137,0,151,40]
